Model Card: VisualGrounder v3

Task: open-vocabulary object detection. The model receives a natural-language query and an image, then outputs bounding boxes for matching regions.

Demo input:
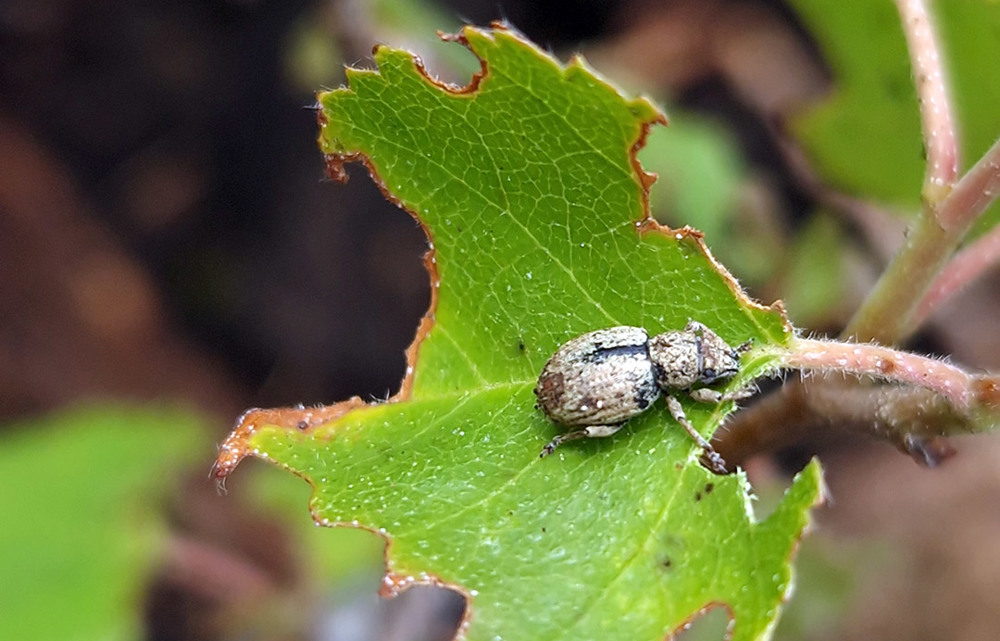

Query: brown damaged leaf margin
[638,220,789,333]
[664,488,822,641]
[624,84,788,336]
[213,20,787,479]
[210,24,502,639]
[212,21,793,640]
[211,23,493,482]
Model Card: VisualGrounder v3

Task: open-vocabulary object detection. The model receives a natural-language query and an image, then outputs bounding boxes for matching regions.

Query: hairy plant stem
[915,215,1000,326]
[717,339,1000,468]
[720,1,1000,465]
[895,0,958,195]
[842,0,957,343]
[845,137,1000,342]
[935,136,1000,231]
[842,212,956,342]
[781,337,984,411]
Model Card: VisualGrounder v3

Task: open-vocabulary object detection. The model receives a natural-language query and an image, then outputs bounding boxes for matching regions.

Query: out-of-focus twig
[915,210,1000,327]
[846,135,1000,341]
[716,377,965,468]
[162,534,277,602]
[895,0,958,201]
[934,135,1000,231]
[843,0,962,344]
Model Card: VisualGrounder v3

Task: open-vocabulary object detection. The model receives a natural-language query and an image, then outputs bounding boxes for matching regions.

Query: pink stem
[842,2,963,342]
[910,137,1000,324]
[895,0,958,201]
[782,337,975,410]
[914,221,1000,325]
[935,135,1000,230]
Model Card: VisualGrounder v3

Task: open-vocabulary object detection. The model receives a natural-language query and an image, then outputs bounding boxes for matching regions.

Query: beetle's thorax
[648,322,740,390]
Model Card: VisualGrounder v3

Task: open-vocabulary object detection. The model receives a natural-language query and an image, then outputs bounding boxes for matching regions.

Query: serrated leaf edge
[213,22,801,641]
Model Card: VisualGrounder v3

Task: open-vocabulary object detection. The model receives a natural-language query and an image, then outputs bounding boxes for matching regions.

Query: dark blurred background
[0,0,831,423]
[4,0,1000,640]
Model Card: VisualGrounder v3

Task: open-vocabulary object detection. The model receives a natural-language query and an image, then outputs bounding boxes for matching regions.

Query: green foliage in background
[789,0,1000,233]
[0,406,207,641]
[640,113,744,242]
[782,212,846,327]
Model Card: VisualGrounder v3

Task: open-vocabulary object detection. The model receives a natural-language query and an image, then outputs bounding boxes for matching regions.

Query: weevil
[534,321,753,472]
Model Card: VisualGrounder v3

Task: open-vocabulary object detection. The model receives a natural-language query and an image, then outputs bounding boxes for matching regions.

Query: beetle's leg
[539,424,624,457]
[665,395,727,473]
[684,319,708,334]
[689,385,755,404]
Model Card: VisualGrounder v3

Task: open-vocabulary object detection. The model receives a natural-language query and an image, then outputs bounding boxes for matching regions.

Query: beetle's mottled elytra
[533,326,661,427]
[534,321,753,472]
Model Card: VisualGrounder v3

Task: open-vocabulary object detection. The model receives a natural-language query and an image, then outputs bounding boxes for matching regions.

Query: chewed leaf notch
[215,23,823,641]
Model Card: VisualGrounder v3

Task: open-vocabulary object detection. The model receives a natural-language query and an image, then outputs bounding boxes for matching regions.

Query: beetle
[534,321,752,472]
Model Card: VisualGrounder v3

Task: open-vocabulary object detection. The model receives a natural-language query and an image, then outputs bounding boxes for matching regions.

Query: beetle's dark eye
[701,368,717,382]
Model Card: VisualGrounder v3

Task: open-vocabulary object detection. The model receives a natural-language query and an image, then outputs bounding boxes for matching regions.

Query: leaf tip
[322,151,354,183]
[766,458,827,537]
[212,406,264,481]
[212,400,367,482]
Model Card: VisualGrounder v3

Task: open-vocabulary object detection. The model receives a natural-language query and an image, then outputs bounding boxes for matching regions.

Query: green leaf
[217,25,823,641]
[0,405,206,641]
[788,0,1000,232]
[248,463,384,581]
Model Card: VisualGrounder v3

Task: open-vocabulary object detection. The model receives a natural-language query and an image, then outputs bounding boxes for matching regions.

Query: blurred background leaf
[0,406,206,641]
[788,0,1000,233]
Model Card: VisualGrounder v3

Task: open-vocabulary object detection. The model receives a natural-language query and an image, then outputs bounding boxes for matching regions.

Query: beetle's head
[649,321,753,389]
[696,328,752,385]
